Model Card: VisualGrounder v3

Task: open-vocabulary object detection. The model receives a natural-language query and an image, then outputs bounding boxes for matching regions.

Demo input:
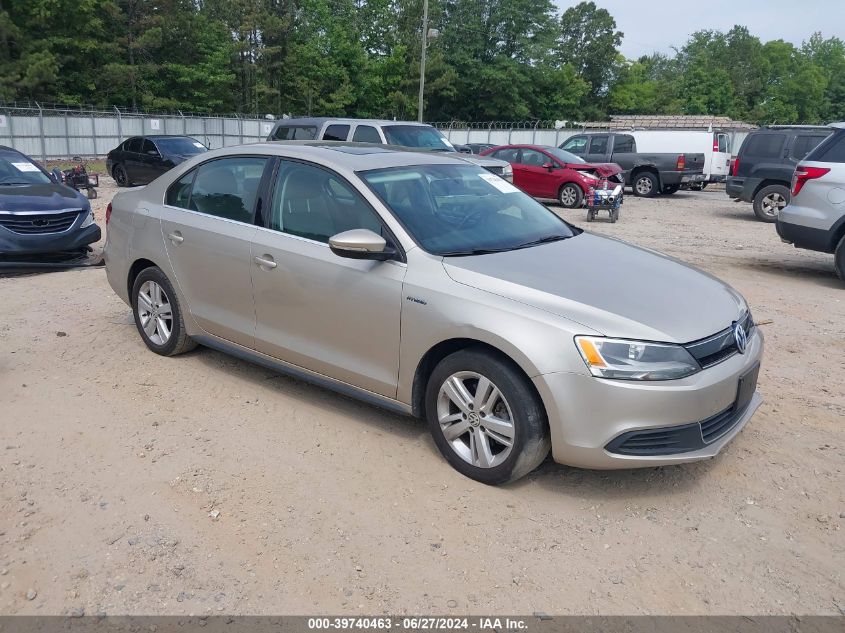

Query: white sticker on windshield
[479,172,520,194]
[12,162,40,172]
[193,142,205,149]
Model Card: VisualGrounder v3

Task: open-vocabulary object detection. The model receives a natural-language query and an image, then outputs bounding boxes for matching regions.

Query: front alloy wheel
[437,371,515,469]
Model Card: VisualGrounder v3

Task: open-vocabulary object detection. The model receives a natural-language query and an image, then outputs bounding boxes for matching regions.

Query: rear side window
[491,148,520,163]
[186,157,269,223]
[323,124,350,141]
[613,135,635,153]
[807,131,845,163]
[166,170,196,208]
[588,136,609,154]
[352,125,382,143]
[272,125,317,140]
[743,133,785,158]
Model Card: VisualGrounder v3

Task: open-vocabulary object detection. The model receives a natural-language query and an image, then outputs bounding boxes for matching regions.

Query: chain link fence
[0,102,275,161]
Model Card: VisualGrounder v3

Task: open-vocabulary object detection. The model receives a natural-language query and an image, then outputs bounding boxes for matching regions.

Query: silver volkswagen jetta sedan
[104,143,763,484]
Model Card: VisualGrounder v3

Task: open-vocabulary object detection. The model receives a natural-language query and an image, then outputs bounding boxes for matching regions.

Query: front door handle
[167,231,184,244]
[254,255,277,269]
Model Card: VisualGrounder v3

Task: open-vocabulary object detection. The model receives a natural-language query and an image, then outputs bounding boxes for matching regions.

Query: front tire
[753,184,789,222]
[131,267,196,356]
[559,182,584,208]
[425,348,550,485]
[835,235,845,283]
[632,171,659,197]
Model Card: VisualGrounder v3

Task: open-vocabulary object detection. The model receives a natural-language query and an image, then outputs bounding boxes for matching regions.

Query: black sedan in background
[106,135,208,187]
[0,146,100,255]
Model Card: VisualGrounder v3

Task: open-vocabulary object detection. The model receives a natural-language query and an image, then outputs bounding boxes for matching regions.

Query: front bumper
[0,220,101,256]
[533,327,764,469]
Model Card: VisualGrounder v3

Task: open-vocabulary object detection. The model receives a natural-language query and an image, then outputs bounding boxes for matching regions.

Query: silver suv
[104,143,763,484]
[266,117,513,182]
[777,122,845,281]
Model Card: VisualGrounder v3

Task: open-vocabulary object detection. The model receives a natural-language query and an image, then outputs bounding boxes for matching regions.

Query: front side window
[352,125,382,143]
[360,164,575,256]
[382,125,454,152]
[125,138,142,153]
[141,139,158,156]
[519,149,549,167]
[0,150,51,185]
[186,156,268,223]
[792,134,830,160]
[560,136,587,154]
[269,161,384,243]
[323,124,350,141]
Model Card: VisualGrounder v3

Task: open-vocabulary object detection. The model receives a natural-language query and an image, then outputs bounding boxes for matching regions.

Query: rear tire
[632,171,659,197]
[113,164,130,187]
[131,267,196,356]
[835,235,845,283]
[425,348,550,485]
[753,184,789,223]
[558,183,584,209]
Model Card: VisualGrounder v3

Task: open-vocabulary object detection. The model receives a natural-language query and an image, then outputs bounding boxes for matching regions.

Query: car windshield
[0,151,51,185]
[547,148,586,164]
[155,137,207,156]
[359,164,576,256]
[382,125,456,152]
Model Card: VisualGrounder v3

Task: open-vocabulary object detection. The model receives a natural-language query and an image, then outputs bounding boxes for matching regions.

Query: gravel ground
[0,180,842,616]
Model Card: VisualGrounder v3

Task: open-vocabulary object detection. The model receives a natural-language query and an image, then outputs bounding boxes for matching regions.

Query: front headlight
[80,210,94,228]
[575,336,700,381]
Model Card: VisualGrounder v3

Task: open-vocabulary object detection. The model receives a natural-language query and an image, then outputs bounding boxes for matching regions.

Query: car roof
[206,141,476,170]
[272,117,432,128]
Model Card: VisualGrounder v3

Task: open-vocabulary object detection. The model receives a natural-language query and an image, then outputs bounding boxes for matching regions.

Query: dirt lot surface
[1,180,843,616]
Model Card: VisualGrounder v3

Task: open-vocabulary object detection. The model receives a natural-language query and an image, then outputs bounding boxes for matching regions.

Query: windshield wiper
[0,182,32,186]
[513,234,571,249]
[440,246,516,257]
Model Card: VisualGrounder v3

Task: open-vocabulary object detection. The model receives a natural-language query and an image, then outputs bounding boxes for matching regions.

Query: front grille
[685,311,754,369]
[0,210,81,235]
[606,402,749,457]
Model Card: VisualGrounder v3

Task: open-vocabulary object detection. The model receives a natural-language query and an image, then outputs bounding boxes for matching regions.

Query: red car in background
[480,144,624,208]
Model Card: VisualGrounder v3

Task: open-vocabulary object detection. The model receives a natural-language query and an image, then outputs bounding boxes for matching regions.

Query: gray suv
[267,117,513,182]
[104,143,763,484]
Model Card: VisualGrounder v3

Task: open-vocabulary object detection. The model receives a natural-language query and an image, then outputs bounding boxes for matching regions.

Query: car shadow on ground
[741,257,841,289]
[181,343,712,500]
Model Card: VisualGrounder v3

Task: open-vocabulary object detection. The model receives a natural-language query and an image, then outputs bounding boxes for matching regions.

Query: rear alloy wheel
[425,348,550,485]
[558,183,583,208]
[835,235,845,283]
[633,172,659,197]
[113,164,130,187]
[753,184,790,223]
[132,267,196,356]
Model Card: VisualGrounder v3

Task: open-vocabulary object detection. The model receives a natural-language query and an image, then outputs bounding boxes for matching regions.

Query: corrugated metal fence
[0,103,275,160]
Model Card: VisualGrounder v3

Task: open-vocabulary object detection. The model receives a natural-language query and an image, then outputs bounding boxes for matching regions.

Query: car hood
[456,154,510,169]
[570,162,622,177]
[0,183,88,213]
[442,233,745,343]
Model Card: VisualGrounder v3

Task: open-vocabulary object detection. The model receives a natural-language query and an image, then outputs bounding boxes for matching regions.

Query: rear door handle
[167,231,184,244]
[254,255,277,269]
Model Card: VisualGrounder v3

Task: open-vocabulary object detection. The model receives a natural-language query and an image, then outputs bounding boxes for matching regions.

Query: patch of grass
[42,159,108,174]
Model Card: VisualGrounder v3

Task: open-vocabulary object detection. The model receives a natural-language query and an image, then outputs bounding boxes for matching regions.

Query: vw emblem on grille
[31,219,49,227]
[733,322,748,354]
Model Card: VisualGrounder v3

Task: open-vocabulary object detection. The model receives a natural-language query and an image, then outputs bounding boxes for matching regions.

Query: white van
[628,131,731,188]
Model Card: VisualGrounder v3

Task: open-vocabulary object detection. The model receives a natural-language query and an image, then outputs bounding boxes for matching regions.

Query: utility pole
[417,0,429,122]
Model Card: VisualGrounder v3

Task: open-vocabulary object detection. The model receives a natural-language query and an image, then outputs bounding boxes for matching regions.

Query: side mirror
[51,168,64,184]
[329,229,395,261]
[542,162,556,171]
[147,150,160,157]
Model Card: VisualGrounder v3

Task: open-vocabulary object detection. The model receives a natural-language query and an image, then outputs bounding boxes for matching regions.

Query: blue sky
[553,0,845,59]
